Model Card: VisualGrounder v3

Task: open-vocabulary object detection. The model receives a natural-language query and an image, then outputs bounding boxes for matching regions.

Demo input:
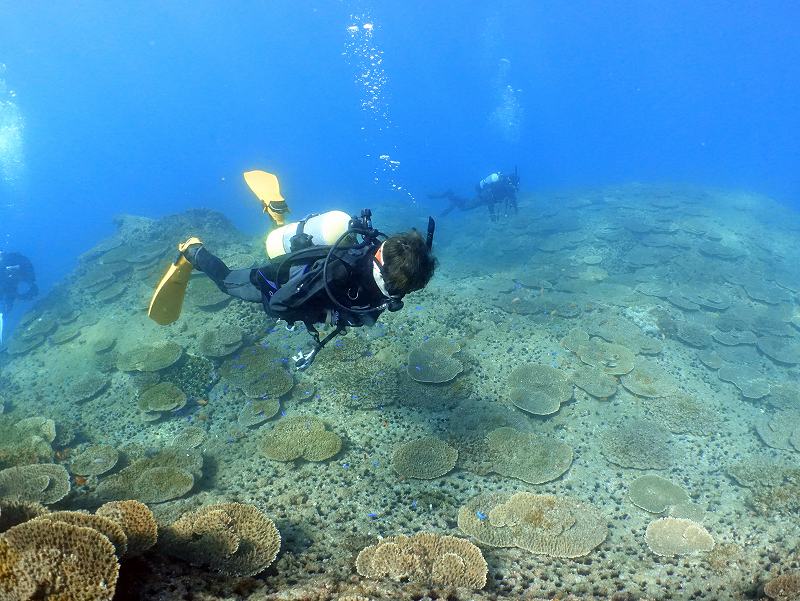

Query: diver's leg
[184,246,263,303]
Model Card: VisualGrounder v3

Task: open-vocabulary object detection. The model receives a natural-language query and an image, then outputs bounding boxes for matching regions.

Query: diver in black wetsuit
[0,251,38,342]
[0,251,38,314]
[430,168,520,222]
[183,211,436,368]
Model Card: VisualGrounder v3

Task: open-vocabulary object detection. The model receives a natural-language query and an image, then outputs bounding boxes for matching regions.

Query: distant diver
[0,251,39,344]
[147,171,437,369]
[430,167,520,222]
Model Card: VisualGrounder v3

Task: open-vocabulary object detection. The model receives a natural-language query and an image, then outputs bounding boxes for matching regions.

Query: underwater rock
[457,491,608,558]
[406,336,463,384]
[391,436,458,480]
[508,364,573,415]
[356,532,487,589]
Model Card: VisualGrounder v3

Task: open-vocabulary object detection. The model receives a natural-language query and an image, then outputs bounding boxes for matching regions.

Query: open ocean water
[1,2,799,600]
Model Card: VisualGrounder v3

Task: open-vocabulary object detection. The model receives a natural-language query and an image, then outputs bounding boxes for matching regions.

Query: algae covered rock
[161,502,281,576]
[258,415,342,462]
[392,436,458,480]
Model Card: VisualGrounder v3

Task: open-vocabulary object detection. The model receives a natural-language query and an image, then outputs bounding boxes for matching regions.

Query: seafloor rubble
[1,184,800,600]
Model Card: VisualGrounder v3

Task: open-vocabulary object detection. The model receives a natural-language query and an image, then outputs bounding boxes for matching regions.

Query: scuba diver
[148,171,436,369]
[429,168,520,222]
[0,251,39,343]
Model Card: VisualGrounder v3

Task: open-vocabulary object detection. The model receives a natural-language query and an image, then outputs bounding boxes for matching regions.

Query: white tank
[479,173,500,189]
[265,210,351,258]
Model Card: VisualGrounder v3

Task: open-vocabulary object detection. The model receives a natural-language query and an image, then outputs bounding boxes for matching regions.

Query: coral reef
[644,517,714,556]
[356,532,487,589]
[391,436,458,479]
[161,502,280,577]
[258,415,342,462]
[458,491,608,558]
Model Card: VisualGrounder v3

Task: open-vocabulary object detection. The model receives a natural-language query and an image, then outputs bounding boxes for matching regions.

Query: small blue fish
[341,462,350,469]
[371,459,380,468]
[280,409,287,417]
[411,500,418,509]
[476,511,488,521]
[367,512,378,519]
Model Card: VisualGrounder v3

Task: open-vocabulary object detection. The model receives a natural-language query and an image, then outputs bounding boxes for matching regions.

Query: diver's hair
[382,231,436,295]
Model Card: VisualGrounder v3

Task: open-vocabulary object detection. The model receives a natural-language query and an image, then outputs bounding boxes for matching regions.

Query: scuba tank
[479,173,500,189]
[265,210,351,259]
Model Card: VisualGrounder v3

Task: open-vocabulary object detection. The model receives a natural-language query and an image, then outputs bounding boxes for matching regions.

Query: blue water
[1,0,799,331]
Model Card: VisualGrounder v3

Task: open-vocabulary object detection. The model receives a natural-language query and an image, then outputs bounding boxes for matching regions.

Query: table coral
[161,502,280,577]
[356,532,487,589]
[392,436,458,480]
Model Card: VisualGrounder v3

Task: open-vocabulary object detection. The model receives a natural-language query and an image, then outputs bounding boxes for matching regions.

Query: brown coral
[161,502,280,576]
[644,517,714,556]
[0,518,119,600]
[38,511,128,556]
[764,572,800,599]
[96,500,158,557]
[0,499,48,533]
[356,532,487,589]
[0,463,71,505]
[458,491,608,558]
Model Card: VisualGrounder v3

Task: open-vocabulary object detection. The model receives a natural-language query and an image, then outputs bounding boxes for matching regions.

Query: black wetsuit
[476,174,518,221]
[0,252,38,314]
[189,244,388,330]
[430,173,519,221]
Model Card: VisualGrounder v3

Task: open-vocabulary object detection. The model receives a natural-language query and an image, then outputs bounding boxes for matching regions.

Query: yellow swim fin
[243,170,289,226]
[147,237,202,326]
